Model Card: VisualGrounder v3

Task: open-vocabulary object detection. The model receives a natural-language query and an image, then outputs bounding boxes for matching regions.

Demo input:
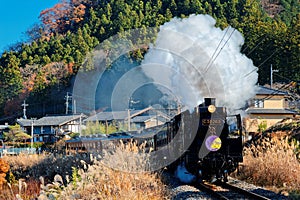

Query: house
[130,115,168,129]
[84,107,171,131]
[0,124,9,140]
[244,86,296,134]
[17,114,84,143]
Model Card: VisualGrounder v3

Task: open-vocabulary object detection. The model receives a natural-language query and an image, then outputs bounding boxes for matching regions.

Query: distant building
[244,86,296,134]
[130,115,167,129]
[84,107,171,131]
[17,114,84,143]
[0,123,9,141]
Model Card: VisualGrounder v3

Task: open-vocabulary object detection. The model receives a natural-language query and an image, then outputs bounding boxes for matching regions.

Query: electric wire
[205,28,236,73]
[204,26,230,72]
[243,49,280,78]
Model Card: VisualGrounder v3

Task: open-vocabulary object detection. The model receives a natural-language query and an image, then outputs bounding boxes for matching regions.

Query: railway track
[166,171,290,199]
[197,181,271,200]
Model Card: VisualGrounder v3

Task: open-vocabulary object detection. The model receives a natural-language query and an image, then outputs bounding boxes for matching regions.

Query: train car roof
[65,132,134,143]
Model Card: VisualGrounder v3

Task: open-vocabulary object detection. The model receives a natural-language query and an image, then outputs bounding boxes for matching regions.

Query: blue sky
[0,0,60,53]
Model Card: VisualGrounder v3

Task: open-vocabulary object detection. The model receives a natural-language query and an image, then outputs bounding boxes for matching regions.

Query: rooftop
[246,108,296,114]
[256,86,287,95]
[17,114,83,127]
[84,110,142,122]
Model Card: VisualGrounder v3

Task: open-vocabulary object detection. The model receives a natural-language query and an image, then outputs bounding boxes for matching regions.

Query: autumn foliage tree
[39,0,86,36]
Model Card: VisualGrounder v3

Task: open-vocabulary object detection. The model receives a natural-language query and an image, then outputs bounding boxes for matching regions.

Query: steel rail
[195,181,272,200]
[217,182,271,200]
[197,182,230,200]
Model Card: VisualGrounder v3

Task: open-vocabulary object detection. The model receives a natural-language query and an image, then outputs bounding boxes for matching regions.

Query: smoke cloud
[142,14,258,112]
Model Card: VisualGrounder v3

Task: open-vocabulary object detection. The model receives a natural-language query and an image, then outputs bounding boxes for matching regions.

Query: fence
[0,148,36,157]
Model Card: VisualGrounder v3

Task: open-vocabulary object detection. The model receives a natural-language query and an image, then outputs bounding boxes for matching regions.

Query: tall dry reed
[236,137,300,191]
[41,140,168,199]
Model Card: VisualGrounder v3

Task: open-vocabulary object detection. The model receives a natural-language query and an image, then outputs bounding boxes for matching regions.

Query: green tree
[279,0,300,26]
[0,53,23,107]
[3,124,31,143]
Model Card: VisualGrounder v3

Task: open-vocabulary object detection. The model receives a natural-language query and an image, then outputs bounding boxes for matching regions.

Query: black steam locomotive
[65,98,243,182]
[169,97,243,182]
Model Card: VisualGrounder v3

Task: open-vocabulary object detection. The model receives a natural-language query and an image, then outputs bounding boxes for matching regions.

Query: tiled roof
[17,115,83,127]
[84,108,172,123]
[130,115,153,123]
[246,108,296,114]
[84,110,145,122]
[256,86,287,95]
[17,119,33,127]
[130,115,168,123]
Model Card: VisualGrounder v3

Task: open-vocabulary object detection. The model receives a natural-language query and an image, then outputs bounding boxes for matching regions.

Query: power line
[204,27,230,72]
[204,28,236,73]
[257,82,294,102]
[242,35,268,56]
[243,48,279,78]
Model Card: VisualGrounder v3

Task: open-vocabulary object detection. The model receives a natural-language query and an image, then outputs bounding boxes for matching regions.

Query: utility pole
[73,99,76,114]
[31,119,34,149]
[79,114,82,136]
[270,64,279,89]
[127,109,131,131]
[65,92,72,114]
[22,100,28,119]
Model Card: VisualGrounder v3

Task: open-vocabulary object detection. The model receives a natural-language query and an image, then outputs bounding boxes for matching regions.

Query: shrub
[235,137,300,192]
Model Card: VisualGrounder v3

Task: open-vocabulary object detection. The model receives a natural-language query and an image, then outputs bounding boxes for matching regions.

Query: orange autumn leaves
[0,158,9,188]
[39,0,86,36]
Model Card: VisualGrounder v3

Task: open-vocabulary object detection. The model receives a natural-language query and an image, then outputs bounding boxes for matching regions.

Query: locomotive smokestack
[204,98,216,106]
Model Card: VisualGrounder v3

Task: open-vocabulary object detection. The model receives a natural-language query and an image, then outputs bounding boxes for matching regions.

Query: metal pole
[66,92,69,114]
[22,100,28,119]
[79,114,82,137]
[270,64,273,88]
[127,109,131,131]
[73,99,76,114]
[31,120,34,149]
[270,64,279,89]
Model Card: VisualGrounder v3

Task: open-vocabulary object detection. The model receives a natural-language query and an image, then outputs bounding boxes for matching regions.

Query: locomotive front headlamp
[208,105,216,113]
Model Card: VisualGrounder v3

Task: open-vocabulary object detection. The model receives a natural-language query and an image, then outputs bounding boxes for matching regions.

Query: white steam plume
[142,14,258,112]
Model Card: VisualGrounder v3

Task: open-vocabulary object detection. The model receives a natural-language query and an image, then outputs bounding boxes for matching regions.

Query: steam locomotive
[168,97,243,182]
[65,98,243,182]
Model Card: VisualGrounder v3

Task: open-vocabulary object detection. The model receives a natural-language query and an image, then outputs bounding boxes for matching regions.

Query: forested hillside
[0,0,299,121]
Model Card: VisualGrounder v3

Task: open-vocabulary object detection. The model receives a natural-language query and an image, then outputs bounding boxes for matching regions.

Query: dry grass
[52,157,167,200]
[39,141,168,199]
[234,137,300,193]
[101,140,153,172]
[3,153,92,182]
[0,178,41,200]
[2,153,48,174]
[1,141,168,199]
